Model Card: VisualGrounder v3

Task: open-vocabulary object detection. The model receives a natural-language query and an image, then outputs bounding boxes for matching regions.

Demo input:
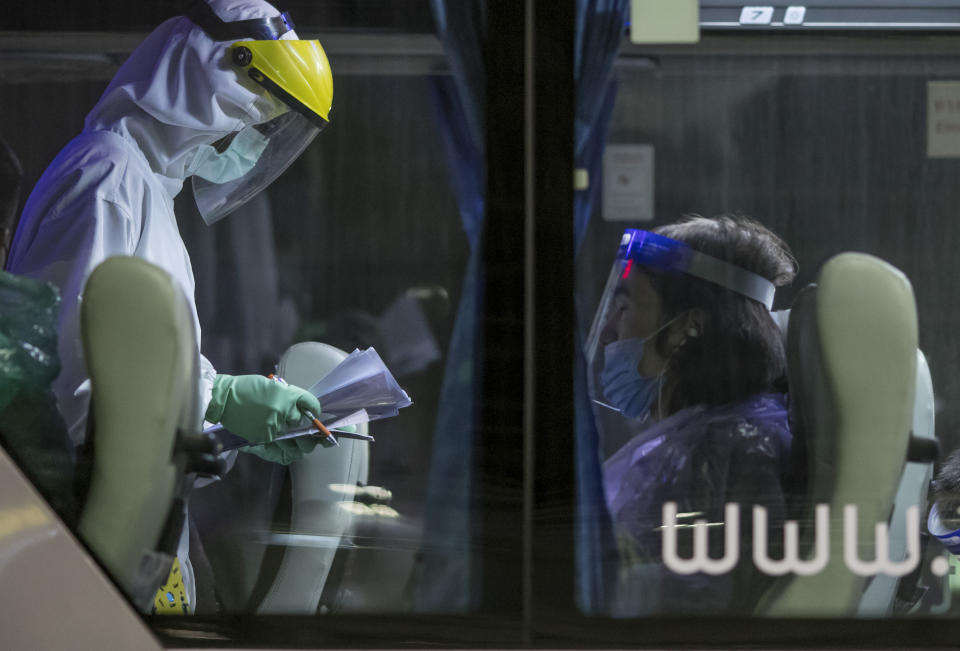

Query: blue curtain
[431,0,486,150]
[411,0,486,612]
[574,0,630,247]
[572,84,619,614]
[572,0,630,615]
[429,78,484,250]
[574,81,619,252]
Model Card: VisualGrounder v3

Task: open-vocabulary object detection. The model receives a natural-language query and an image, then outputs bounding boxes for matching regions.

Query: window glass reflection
[577,44,960,618]
[182,70,469,614]
[0,0,478,619]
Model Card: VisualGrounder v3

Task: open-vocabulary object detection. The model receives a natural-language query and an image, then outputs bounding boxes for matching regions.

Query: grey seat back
[857,350,937,615]
[762,252,921,616]
[254,342,371,613]
[79,256,215,611]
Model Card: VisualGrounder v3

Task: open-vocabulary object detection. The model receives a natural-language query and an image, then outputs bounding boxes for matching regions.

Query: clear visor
[584,244,632,374]
[584,240,635,407]
[192,110,324,224]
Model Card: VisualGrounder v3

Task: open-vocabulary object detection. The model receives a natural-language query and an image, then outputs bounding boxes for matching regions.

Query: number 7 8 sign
[739,6,774,25]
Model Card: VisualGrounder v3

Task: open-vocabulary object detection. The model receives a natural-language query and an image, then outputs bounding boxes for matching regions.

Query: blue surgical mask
[188,126,268,184]
[599,317,678,420]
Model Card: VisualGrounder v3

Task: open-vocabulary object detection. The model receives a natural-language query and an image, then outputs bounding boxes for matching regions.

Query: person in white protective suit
[5,0,333,612]
[6,0,333,467]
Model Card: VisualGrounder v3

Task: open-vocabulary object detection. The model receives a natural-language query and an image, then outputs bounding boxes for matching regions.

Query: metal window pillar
[481,0,577,637]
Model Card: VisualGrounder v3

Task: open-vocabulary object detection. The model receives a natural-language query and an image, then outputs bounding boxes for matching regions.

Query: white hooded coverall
[5,0,298,609]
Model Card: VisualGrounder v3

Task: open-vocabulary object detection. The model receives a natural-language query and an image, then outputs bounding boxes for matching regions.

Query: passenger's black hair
[932,448,960,529]
[643,214,797,416]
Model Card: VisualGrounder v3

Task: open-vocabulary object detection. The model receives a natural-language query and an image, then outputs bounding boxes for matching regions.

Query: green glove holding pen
[205,373,325,465]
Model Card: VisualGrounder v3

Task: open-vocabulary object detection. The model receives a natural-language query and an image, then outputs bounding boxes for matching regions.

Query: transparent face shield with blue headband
[584,229,776,420]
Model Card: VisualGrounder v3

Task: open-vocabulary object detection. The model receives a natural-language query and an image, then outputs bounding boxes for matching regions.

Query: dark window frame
[7,1,960,647]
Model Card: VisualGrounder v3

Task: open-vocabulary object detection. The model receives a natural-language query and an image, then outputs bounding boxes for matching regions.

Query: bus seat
[254,342,371,614]
[761,252,935,616]
[857,349,937,615]
[79,256,221,611]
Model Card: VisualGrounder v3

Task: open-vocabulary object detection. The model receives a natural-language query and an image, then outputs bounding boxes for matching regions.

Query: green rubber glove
[245,435,325,465]
[205,374,324,464]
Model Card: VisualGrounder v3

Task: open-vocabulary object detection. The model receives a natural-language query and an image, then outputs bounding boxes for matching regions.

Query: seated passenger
[929,448,960,552]
[587,215,797,615]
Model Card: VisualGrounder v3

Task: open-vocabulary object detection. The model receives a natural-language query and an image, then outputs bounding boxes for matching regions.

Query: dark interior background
[9,5,960,485]
[3,0,436,33]
[0,77,464,530]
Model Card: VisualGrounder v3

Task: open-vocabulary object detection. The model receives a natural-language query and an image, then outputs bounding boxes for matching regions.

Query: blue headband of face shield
[616,229,776,309]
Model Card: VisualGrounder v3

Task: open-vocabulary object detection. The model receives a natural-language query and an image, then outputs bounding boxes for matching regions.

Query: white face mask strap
[642,312,682,343]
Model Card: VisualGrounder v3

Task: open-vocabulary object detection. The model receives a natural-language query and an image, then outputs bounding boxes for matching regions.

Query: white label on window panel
[928,81,960,158]
[739,6,774,24]
[630,0,699,44]
[784,6,806,25]
[603,145,655,222]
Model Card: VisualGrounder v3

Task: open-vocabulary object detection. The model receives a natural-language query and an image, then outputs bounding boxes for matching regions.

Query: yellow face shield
[231,39,332,127]
[185,2,334,224]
